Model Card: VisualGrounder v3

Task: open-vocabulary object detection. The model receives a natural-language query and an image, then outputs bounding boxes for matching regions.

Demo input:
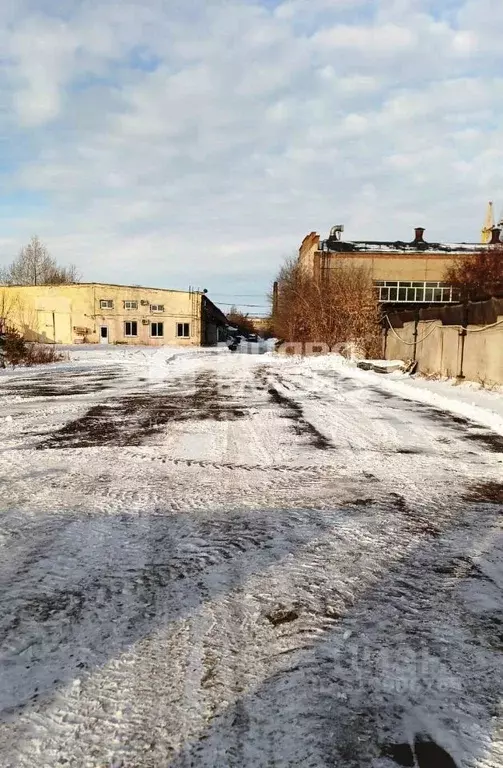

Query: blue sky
[0,0,502,315]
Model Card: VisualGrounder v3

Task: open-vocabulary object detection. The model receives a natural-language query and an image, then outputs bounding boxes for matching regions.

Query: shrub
[24,343,65,366]
[0,326,64,367]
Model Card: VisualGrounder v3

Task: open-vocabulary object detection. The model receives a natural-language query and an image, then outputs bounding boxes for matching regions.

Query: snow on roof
[321,240,487,254]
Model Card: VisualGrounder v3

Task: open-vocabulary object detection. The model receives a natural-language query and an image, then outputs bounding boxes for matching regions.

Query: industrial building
[298,221,499,308]
[0,283,228,346]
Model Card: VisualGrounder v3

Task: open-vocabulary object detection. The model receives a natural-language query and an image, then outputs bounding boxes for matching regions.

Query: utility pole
[457,300,469,380]
[272,281,279,316]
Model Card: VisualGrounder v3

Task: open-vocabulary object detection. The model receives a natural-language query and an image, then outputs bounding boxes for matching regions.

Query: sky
[0,0,502,315]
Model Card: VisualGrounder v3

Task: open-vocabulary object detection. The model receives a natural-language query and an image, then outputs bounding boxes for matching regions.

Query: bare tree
[270,257,313,343]
[0,236,80,286]
[226,306,258,336]
[272,255,381,357]
[0,290,15,325]
[445,245,503,301]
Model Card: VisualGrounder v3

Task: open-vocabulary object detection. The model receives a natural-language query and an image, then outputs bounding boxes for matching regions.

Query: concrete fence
[383,297,503,386]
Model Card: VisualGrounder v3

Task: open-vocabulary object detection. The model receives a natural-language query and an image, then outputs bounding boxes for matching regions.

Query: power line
[217,302,269,308]
[208,293,267,298]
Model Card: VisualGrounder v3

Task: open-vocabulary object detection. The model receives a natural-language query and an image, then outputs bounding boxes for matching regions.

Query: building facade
[299,225,495,308]
[0,283,227,346]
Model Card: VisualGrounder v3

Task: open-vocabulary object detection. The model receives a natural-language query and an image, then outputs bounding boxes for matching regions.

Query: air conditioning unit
[140,300,149,305]
[142,319,150,325]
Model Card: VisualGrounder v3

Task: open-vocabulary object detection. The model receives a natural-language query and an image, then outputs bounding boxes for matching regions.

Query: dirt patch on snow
[0,368,124,398]
[368,387,503,454]
[37,371,248,448]
[464,482,503,504]
[380,735,458,767]
[267,384,333,450]
[410,405,503,453]
[265,606,300,626]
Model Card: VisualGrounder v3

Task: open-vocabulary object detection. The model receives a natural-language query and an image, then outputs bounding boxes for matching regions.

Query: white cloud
[313,23,416,53]
[0,0,502,298]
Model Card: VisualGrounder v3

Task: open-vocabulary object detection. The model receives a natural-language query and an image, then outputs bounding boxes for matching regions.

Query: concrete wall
[0,284,205,346]
[384,315,503,386]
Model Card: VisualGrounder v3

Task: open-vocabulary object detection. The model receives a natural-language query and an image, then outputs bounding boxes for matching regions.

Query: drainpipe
[457,300,469,380]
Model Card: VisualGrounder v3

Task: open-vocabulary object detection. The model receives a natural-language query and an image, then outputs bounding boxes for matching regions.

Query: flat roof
[1,282,201,293]
[321,239,486,254]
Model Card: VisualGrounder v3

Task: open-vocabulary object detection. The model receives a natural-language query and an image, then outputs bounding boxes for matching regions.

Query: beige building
[299,225,491,306]
[248,317,271,335]
[0,283,227,346]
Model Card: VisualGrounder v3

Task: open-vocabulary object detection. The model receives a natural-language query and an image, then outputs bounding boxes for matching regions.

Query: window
[176,323,190,338]
[150,304,164,312]
[151,322,164,337]
[124,300,138,310]
[124,321,138,337]
[374,280,456,304]
[100,299,114,309]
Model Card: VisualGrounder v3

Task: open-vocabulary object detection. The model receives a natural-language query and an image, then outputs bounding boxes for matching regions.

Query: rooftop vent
[490,227,502,245]
[329,224,344,242]
[414,227,425,243]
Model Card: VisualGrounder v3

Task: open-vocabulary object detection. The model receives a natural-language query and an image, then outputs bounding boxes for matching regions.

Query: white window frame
[124,300,138,310]
[374,280,456,304]
[100,299,114,309]
[151,322,164,338]
[176,322,190,338]
[124,320,138,337]
[150,304,165,312]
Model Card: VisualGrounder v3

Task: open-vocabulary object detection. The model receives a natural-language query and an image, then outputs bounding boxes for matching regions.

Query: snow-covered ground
[0,347,502,768]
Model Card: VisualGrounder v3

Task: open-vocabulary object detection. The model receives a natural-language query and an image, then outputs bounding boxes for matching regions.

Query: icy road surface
[1,347,503,768]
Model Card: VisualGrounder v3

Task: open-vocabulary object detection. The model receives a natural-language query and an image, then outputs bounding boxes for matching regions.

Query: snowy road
[1,347,502,767]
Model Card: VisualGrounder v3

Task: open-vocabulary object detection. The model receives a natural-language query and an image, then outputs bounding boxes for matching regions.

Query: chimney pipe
[490,227,501,245]
[414,227,425,243]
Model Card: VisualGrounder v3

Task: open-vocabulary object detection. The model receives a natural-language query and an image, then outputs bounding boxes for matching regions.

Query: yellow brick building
[0,283,227,346]
[299,226,488,306]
